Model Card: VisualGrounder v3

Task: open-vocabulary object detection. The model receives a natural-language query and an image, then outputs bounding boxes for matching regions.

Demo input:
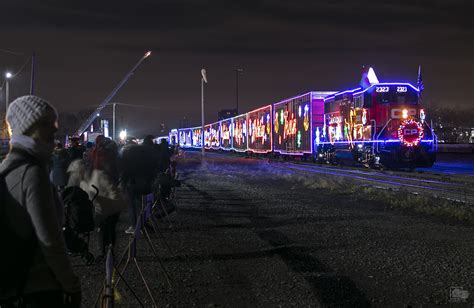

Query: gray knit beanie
[6,95,58,136]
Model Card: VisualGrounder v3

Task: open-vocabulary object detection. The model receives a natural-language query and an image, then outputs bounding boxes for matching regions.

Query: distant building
[82,117,111,143]
[218,109,237,121]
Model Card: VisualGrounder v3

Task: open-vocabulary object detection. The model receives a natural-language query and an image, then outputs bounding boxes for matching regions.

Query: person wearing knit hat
[6,95,59,161]
[0,96,81,307]
[6,95,58,136]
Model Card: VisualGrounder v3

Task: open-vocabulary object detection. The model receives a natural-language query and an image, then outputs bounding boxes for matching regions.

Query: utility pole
[109,102,160,140]
[235,68,243,114]
[112,103,116,140]
[5,78,9,112]
[30,52,36,95]
[201,69,208,157]
[5,72,12,112]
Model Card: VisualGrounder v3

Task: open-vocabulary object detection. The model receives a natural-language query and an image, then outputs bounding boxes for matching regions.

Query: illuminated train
[170,68,437,168]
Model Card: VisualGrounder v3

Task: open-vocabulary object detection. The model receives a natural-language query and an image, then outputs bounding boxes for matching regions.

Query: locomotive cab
[366,83,436,168]
[319,81,436,169]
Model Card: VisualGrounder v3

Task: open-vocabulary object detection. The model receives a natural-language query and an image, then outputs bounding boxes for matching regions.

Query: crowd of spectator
[0,95,175,307]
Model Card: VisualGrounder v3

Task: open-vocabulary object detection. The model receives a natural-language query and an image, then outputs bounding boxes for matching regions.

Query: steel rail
[272,162,474,203]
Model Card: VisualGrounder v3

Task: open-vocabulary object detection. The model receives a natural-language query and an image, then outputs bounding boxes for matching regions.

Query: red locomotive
[316,68,436,168]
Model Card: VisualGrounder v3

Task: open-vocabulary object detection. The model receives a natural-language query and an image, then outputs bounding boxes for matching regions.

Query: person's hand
[63,290,81,308]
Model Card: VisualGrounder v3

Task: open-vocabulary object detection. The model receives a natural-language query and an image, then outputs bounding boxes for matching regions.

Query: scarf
[10,135,54,163]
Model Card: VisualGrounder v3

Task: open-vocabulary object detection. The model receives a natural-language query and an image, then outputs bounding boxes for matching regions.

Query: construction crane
[76,51,152,137]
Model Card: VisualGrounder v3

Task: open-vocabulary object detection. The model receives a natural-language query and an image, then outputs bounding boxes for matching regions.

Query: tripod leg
[112,265,145,308]
[159,199,174,228]
[94,238,135,308]
[170,190,179,213]
[115,235,133,269]
[114,235,134,287]
[149,212,173,253]
[171,187,178,212]
[143,217,173,288]
[173,197,179,213]
[143,223,158,257]
[93,280,106,307]
[134,258,158,307]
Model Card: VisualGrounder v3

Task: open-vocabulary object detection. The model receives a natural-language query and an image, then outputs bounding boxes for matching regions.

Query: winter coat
[80,169,126,217]
[50,148,70,187]
[120,144,158,195]
[157,143,173,173]
[66,159,85,187]
[0,145,81,297]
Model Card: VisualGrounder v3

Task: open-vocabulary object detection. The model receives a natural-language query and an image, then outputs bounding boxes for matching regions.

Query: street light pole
[0,49,36,96]
[235,68,243,114]
[5,79,9,112]
[5,72,12,112]
[112,103,116,140]
[30,52,36,95]
[201,69,208,157]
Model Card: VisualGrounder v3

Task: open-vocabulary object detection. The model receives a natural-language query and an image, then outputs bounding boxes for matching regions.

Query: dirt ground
[75,152,474,307]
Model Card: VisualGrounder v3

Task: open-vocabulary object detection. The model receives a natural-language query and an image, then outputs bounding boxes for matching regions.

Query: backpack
[62,186,95,234]
[0,157,38,301]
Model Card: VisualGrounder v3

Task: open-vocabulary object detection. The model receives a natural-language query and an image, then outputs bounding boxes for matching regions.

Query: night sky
[1,0,472,137]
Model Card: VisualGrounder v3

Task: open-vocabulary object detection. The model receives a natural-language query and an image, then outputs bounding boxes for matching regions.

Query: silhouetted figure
[157,139,173,173]
[68,137,85,161]
[120,136,157,233]
[84,137,124,257]
[50,142,70,190]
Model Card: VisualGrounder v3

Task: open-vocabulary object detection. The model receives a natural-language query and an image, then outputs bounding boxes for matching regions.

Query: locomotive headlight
[420,109,426,122]
[402,109,408,119]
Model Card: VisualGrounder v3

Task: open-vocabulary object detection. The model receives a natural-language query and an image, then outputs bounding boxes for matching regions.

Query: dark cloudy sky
[1,0,472,136]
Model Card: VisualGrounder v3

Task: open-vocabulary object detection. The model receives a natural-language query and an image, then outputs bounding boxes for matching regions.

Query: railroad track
[184,150,473,203]
[271,161,474,204]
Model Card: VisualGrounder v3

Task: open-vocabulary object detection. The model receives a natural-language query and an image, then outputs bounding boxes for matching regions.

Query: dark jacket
[68,145,85,161]
[120,144,158,195]
[50,148,70,187]
[157,143,172,173]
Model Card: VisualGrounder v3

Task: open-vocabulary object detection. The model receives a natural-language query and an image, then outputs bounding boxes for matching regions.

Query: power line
[113,102,160,111]
[0,49,24,56]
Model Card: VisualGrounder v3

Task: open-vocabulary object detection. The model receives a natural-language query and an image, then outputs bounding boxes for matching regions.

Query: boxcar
[232,113,248,152]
